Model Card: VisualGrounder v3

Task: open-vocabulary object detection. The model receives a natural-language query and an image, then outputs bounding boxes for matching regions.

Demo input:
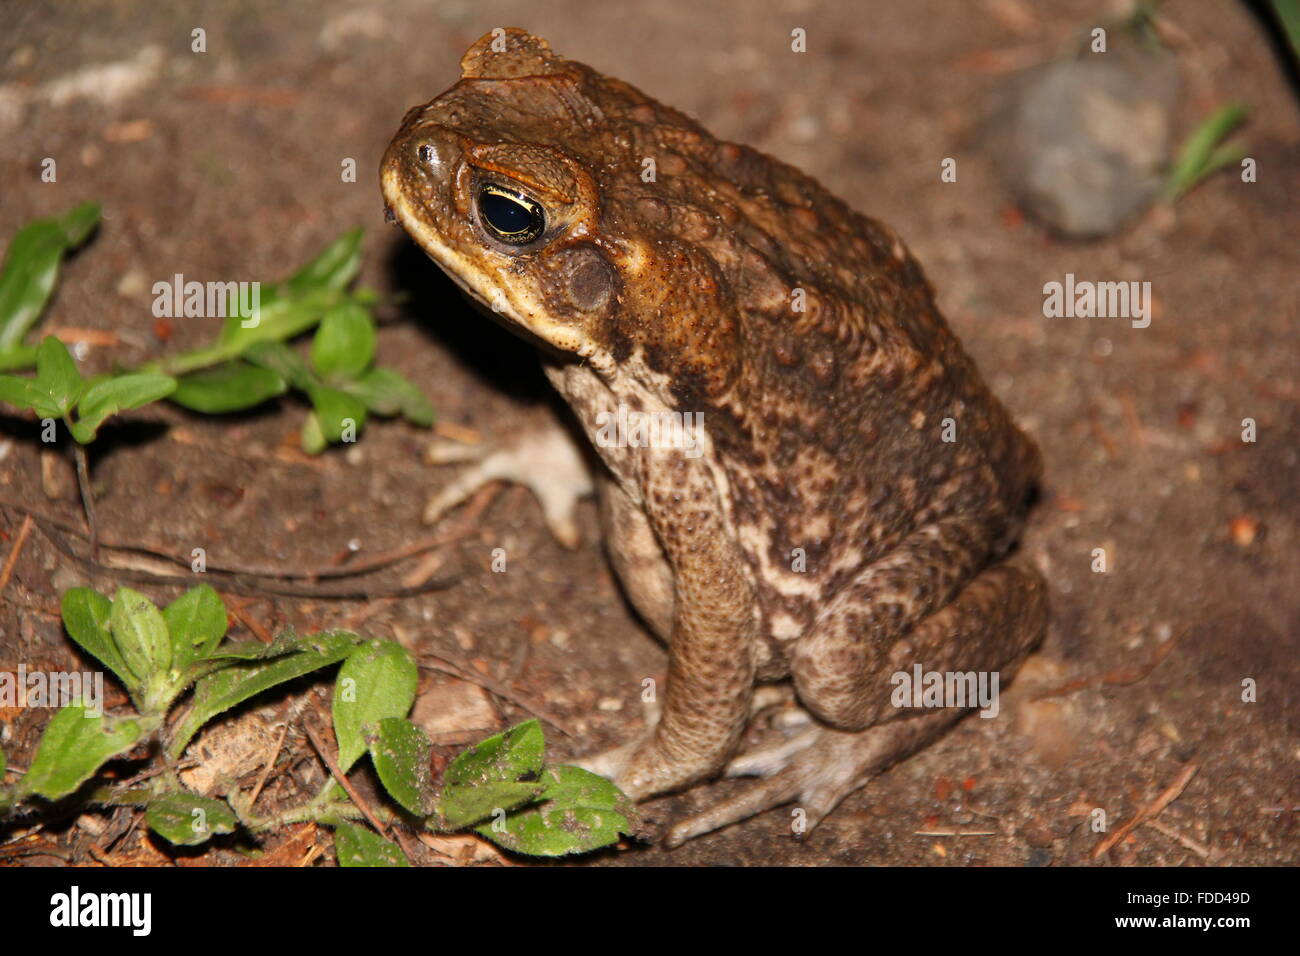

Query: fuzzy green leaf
[444,719,545,789]
[17,705,143,800]
[146,792,240,845]
[477,765,633,856]
[61,587,137,690]
[440,779,545,830]
[109,587,171,686]
[332,639,418,773]
[368,717,435,816]
[439,720,547,829]
[332,820,409,867]
[168,630,358,758]
[162,584,228,670]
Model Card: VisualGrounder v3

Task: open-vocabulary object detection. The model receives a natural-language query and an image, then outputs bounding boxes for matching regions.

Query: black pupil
[479,186,542,243]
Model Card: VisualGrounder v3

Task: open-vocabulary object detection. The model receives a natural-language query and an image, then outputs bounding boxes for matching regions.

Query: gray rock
[991,37,1180,238]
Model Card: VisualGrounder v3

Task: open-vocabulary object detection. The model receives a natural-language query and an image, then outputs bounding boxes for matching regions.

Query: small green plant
[1161,103,1249,204]
[0,204,433,453]
[149,228,433,452]
[0,201,101,371]
[0,586,634,863]
[0,335,176,443]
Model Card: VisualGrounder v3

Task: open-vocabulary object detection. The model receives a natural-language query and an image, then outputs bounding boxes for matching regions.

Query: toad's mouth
[381,163,606,368]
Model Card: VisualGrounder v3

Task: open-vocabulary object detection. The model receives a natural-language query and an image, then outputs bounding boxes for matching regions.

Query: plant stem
[70,438,98,562]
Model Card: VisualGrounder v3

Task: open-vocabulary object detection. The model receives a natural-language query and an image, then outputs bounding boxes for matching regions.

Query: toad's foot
[424,423,593,548]
[663,709,963,848]
[576,684,800,781]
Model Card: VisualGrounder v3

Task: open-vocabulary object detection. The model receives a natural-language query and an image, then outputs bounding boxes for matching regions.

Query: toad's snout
[379,121,465,217]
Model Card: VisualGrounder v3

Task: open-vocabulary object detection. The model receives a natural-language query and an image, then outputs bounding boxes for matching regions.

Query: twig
[28,517,461,600]
[302,719,386,836]
[0,485,495,581]
[1032,631,1181,701]
[246,721,291,811]
[0,485,499,598]
[225,596,274,644]
[1145,818,1211,859]
[0,513,34,592]
[1092,762,1199,859]
[117,758,199,788]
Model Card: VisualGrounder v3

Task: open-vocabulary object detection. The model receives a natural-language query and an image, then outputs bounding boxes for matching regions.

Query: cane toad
[381,28,1047,847]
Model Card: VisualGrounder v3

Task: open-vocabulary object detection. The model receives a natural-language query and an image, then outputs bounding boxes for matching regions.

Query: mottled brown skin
[382,28,1048,846]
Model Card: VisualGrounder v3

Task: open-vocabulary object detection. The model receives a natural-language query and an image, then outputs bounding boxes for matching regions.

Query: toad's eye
[477,183,545,245]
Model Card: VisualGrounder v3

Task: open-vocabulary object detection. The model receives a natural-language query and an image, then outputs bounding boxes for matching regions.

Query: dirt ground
[0,0,1295,867]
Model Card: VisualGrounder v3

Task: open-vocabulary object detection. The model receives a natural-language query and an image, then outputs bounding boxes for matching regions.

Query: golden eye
[477,183,545,245]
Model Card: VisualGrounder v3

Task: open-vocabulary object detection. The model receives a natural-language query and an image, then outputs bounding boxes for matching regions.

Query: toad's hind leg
[665,559,1046,847]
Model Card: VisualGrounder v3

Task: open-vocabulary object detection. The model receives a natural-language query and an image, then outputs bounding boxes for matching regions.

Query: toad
[381,28,1047,847]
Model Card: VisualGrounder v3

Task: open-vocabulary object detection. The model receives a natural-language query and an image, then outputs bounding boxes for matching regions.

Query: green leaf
[284,229,363,298]
[109,587,171,685]
[477,765,633,857]
[439,720,548,829]
[332,820,409,867]
[0,336,87,419]
[69,373,176,443]
[34,336,82,416]
[170,360,287,413]
[16,705,143,800]
[440,778,545,830]
[162,584,228,671]
[216,231,362,350]
[244,340,314,390]
[300,410,327,455]
[332,639,418,773]
[1,744,7,780]
[310,302,375,380]
[369,717,435,816]
[61,587,137,690]
[0,373,49,414]
[0,201,100,353]
[199,634,314,661]
[1162,103,1249,202]
[146,792,239,846]
[306,383,366,444]
[168,630,358,758]
[344,367,434,425]
[444,719,545,789]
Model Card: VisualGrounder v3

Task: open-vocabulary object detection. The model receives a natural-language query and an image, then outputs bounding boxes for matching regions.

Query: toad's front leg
[584,448,759,800]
